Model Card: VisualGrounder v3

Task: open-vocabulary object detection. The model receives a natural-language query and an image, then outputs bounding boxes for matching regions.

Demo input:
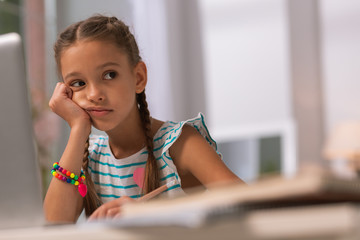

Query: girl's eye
[70,81,85,87]
[104,71,117,80]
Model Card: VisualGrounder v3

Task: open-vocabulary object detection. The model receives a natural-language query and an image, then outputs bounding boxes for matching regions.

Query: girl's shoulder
[153,112,219,156]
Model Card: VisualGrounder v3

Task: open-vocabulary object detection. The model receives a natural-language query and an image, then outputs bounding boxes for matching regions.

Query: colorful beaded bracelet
[51,162,87,197]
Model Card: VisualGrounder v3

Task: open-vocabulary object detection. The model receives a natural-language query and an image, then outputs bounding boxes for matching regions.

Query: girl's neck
[106,112,146,159]
[105,115,164,159]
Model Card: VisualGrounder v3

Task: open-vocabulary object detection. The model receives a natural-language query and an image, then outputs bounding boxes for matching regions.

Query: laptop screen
[0,32,44,229]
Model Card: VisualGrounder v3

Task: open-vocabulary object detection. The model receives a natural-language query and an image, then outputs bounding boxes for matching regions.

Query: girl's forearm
[43,125,89,223]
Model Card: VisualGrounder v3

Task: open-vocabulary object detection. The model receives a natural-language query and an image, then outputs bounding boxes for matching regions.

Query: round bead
[66,171,71,176]
[52,171,56,176]
[58,167,63,172]
[62,169,67,174]
[75,181,79,186]
[81,176,86,180]
[54,173,59,178]
[71,180,75,185]
[70,173,75,179]
[66,178,71,183]
[62,176,67,181]
[74,175,79,180]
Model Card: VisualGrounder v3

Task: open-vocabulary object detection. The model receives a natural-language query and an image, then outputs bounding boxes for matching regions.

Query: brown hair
[54,15,159,217]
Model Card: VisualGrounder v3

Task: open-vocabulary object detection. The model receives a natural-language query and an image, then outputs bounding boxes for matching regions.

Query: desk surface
[1,203,360,240]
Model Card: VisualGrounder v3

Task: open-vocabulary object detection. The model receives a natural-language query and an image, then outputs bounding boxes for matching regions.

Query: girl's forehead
[61,40,128,63]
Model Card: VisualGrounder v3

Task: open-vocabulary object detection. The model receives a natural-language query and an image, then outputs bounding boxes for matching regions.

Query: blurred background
[1,0,360,191]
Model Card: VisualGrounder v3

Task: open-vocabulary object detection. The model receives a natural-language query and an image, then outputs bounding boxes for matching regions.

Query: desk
[1,203,359,240]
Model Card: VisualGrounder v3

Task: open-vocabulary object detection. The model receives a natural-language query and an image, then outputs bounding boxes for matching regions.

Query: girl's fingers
[50,82,69,102]
[87,206,121,221]
[58,82,72,99]
[65,85,73,99]
[106,207,122,219]
[53,82,71,97]
[88,204,114,221]
[113,212,123,219]
[97,206,106,220]
[88,205,104,221]
[87,196,133,221]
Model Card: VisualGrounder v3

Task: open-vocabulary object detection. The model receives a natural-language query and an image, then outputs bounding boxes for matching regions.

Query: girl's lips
[86,108,112,117]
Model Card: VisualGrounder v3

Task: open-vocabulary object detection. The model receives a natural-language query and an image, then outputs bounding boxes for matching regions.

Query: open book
[93,170,360,228]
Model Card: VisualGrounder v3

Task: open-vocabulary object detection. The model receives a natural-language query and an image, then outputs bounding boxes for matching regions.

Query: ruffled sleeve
[154,112,220,158]
[152,113,221,192]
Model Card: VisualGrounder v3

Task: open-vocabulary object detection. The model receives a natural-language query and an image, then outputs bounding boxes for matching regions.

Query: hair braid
[136,91,160,194]
[82,138,102,216]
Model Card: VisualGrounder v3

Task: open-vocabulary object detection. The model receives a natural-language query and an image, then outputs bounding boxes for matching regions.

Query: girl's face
[60,40,147,132]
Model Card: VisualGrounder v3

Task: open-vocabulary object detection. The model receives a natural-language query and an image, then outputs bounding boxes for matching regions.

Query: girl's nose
[87,83,104,102]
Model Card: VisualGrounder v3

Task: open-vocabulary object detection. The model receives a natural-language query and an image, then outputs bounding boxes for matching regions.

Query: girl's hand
[88,196,134,221]
[49,82,91,132]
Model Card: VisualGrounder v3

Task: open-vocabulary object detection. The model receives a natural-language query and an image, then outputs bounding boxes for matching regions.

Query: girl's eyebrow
[64,72,81,81]
[96,62,121,70]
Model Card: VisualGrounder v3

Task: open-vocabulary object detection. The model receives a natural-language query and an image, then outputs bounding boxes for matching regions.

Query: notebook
[0,32,44,229]
[100,169,360,228]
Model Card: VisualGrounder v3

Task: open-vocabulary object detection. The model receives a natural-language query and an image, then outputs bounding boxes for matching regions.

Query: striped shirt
[88,113,220,203]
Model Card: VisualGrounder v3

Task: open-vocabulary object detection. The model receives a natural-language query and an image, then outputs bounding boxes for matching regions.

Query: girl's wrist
[70,123,91,140]
[69,117,90,128]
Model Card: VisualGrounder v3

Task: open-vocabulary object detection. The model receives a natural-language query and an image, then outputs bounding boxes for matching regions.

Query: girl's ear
[134,61,147,94]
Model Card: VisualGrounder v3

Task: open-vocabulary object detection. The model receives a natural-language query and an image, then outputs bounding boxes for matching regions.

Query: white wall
[198,0,296,180]
[199,0,292,130]
[320,1,360,134]
[131,0,174,121]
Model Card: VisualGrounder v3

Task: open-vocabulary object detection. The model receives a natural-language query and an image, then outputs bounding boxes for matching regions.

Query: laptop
[0,32,44,229]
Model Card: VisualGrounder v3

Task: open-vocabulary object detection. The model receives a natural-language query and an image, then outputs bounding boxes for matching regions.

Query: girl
[43,15,242,222]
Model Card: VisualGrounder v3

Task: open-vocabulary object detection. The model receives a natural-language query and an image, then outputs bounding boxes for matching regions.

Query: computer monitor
[0,32,44,229]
